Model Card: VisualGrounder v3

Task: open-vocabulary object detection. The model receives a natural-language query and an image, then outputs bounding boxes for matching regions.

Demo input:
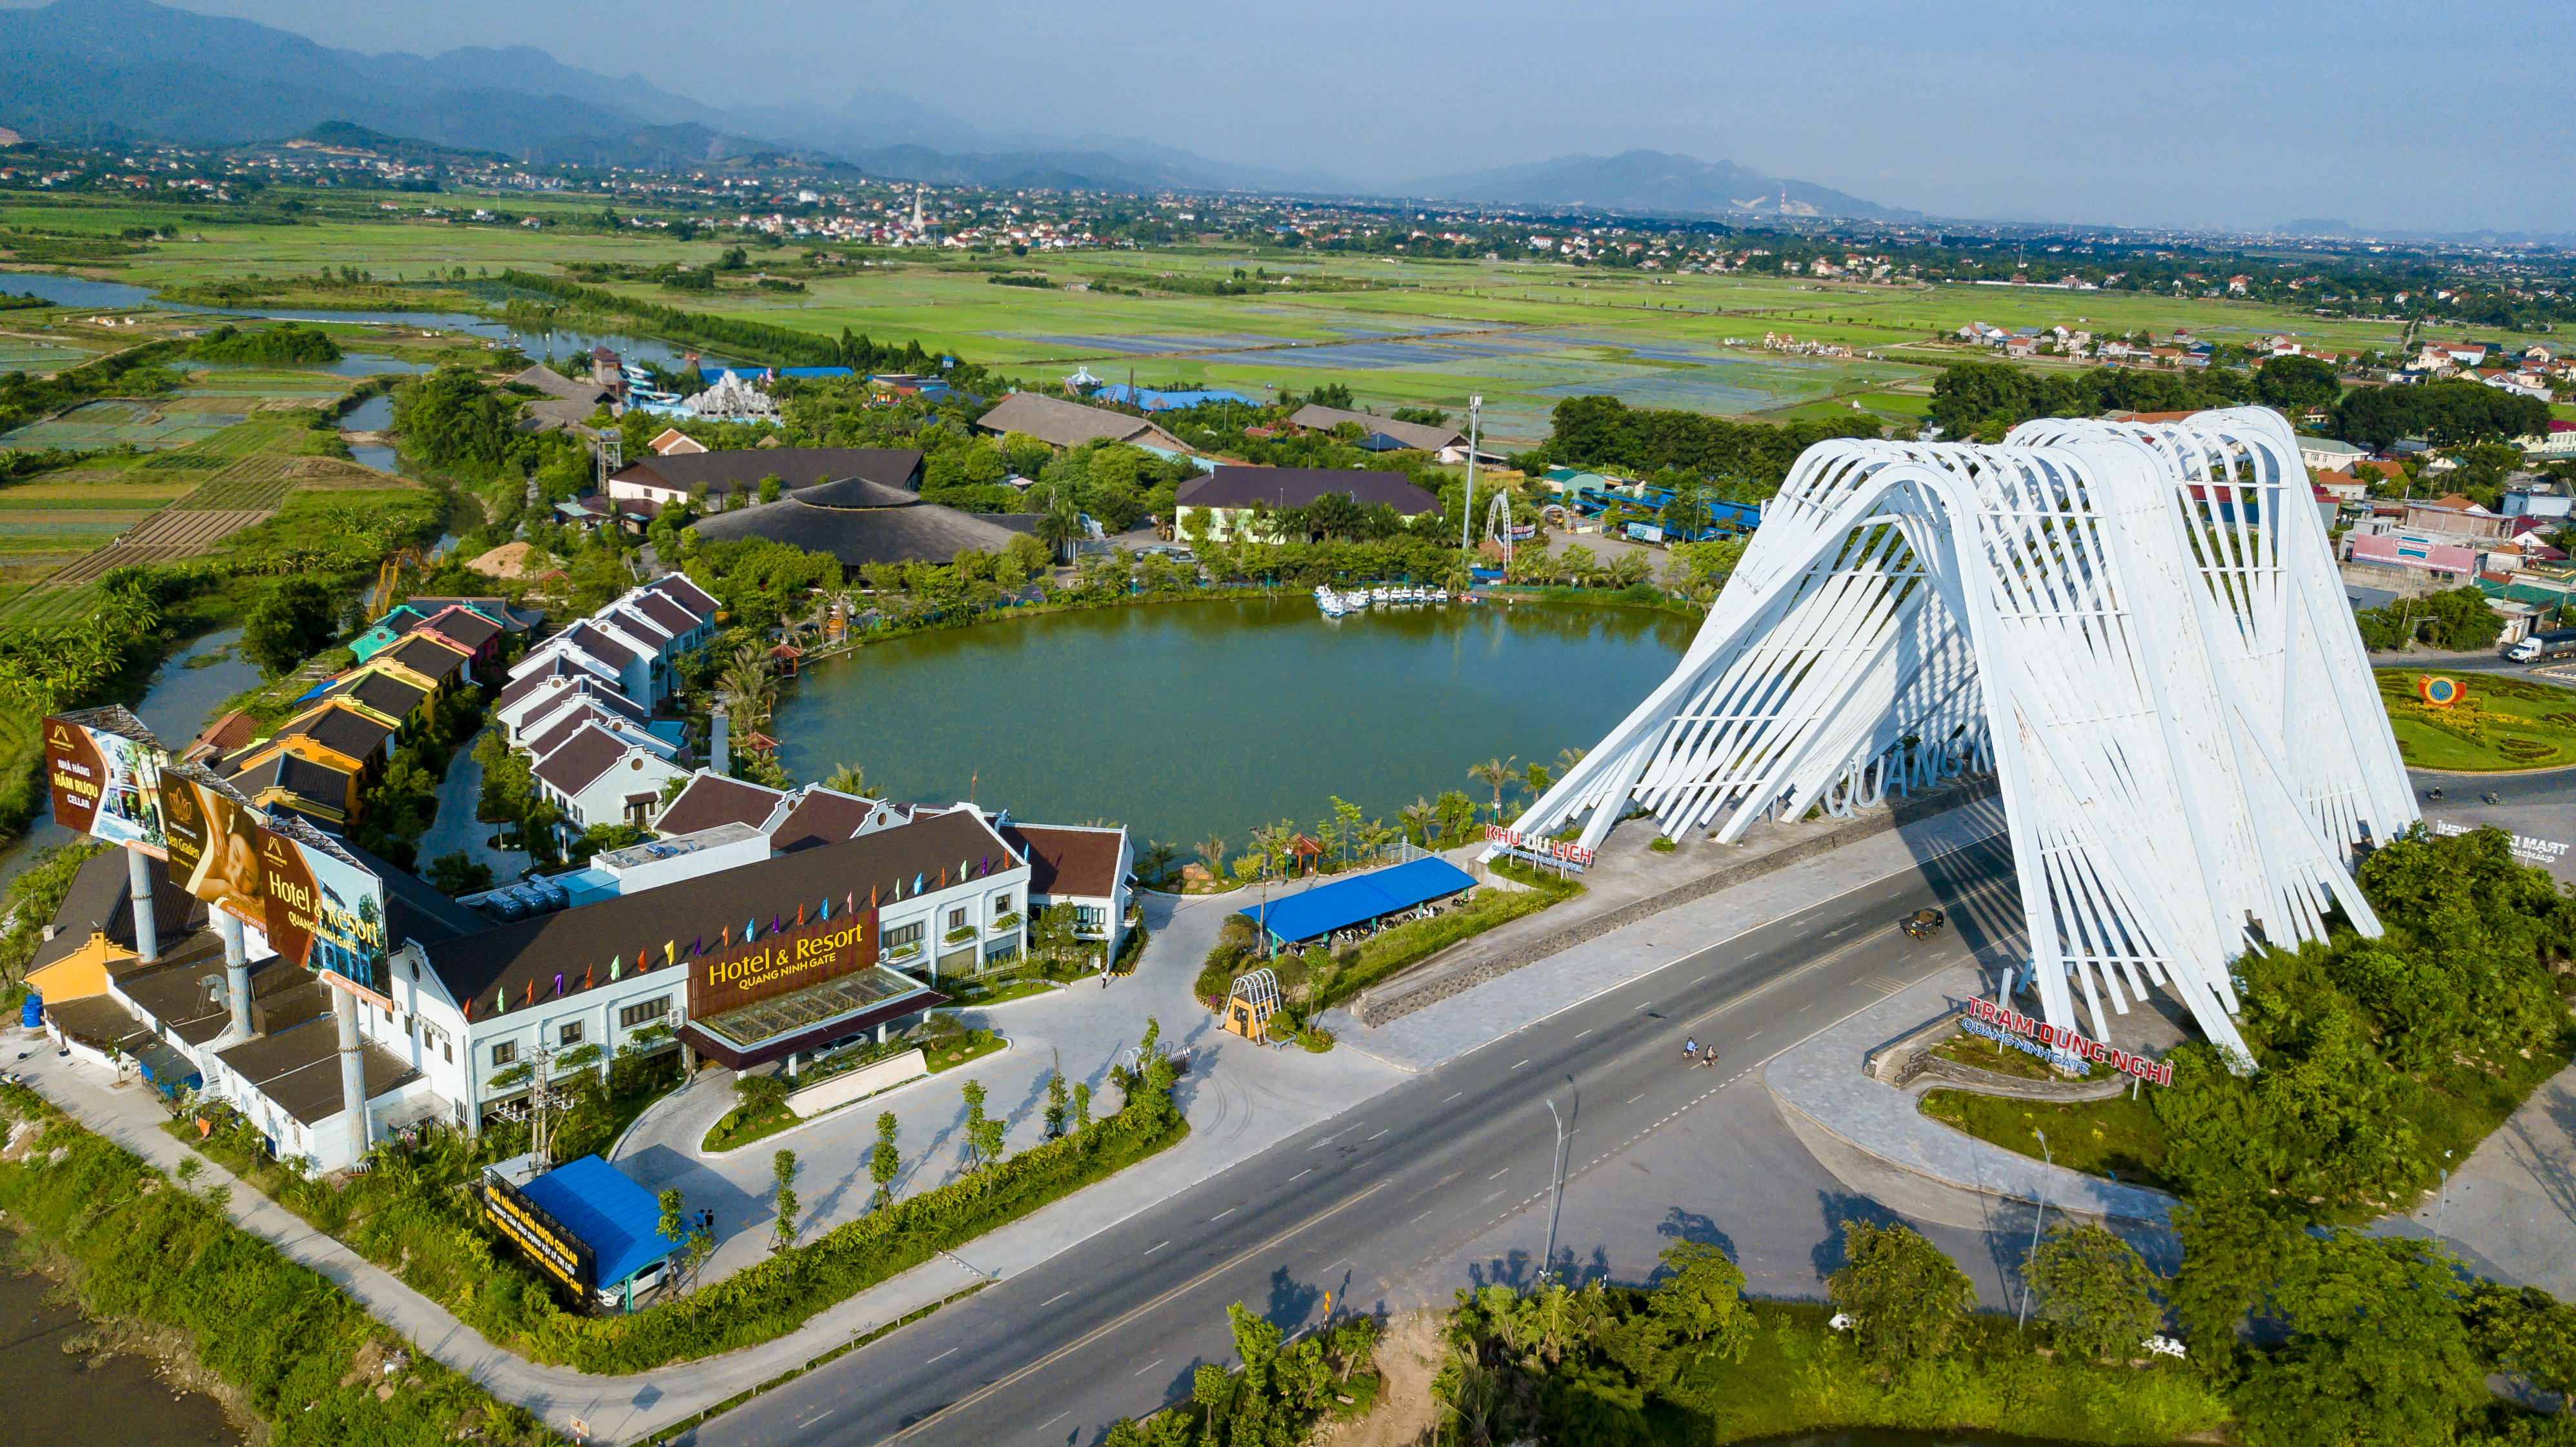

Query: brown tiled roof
[974,392,1186,451]
[232,751,353,816]
[554,620,641,669]
[632,592,699,637]
[523,679,648,735]
[420,607,503,651]
[771,789,877,853]
[655,773,786,837]
[274,703,396,764]
[1286,404,1466,452]
[531,724,629,795]
[646,574,721,620]
[121,948,309,1047]
[383,632,469,681]
[499,656,581,711]
[328,671,429,722]
[1005,824,1127,898]
[425,809,1014,1012]
[186,709,259,761]
[29,848,206,976]
[214,1014,421,1126]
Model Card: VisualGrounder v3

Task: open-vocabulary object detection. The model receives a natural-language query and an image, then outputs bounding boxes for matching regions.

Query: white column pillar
[334,986,369,1169]
[218,911,251,1040]
[126,847,158,963]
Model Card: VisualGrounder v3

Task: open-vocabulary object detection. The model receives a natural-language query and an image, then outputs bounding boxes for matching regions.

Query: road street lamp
[2017,1128,2051,1331]
[1542,1093,1567,1283]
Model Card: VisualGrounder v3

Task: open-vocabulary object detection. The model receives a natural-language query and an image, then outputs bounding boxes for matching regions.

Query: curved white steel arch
[1502,408,2416,1063]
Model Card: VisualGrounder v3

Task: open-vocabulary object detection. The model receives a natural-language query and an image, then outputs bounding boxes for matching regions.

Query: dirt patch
[1320,1309,1444,1447]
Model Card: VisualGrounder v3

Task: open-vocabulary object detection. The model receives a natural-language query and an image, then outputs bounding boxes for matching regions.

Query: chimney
[710,702,730,776]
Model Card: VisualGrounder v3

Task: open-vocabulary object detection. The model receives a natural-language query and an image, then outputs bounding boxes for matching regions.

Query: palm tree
[1557,745,1589,776]
[1194,834,1229,880]
[1468,756,1518,824]
[1398,796,1436,847]
[1036,491,1085,563]
[1137,840,1181,886]
[820,762,878,798]
[717,647,776,729]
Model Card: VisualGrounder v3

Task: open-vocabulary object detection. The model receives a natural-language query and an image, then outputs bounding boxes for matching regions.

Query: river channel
[772,597,1695,853]
[0,1259,241,1444]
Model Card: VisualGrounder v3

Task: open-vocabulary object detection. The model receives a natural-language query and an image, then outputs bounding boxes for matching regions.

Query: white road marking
[1442,1091,1464,1102]
[1290,1168,1311,1181]
[1511,1059,1529,1069]
[1144,1240,1169,1255]
[1488,1168,1509,1179]
[1211,1208,1235,1221]
[927,1347,960,1363]
[800,1409,838,1428]
[1573,1028,1592,1038]
[1131,1359,1165,1377]
[1041,1291,1071,1306]
[1628,1093,1645,1103]
[1367,1129,1388,1140]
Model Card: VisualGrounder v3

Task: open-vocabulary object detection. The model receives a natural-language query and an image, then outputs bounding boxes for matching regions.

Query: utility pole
[529,1044,558,1173]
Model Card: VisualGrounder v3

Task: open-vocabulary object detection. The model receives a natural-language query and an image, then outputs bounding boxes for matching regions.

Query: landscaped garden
[2377,667,2576,771]
[701,1020,1009,1154]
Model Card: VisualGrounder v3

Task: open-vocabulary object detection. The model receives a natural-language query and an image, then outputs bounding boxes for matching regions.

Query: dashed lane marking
[927,1348,959,1364]
[1143,1240,1169,1255]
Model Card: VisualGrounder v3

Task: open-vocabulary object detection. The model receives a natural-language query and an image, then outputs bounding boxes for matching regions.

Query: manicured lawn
[701,1028,1008,1153]
[2376,667,2576,771]
[1918,1087,2176,1195]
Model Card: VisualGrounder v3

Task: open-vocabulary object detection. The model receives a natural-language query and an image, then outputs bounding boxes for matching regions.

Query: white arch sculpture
[1500,408,2417,1061]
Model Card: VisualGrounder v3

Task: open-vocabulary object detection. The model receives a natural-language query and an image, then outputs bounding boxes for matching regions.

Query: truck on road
[2506,629,2576,663]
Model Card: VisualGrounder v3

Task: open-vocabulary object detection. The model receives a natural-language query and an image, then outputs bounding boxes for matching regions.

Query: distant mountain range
[0,0,1909,222]
[1402,150,1921,223]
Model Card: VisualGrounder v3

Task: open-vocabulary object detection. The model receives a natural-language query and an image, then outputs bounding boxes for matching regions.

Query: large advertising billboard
[43,707,167,854]
[257,816,387,991]
[159,765,267,927]
[478,1172,596,1291]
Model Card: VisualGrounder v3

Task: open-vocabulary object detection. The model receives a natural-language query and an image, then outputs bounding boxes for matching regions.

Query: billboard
[257,817,387,991]
[43,707,167,854]
[687,909,880,1020]
[159,766,267,926]
[479,1172,596,1291]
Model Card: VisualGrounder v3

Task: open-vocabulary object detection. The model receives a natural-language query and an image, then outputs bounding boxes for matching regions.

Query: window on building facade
[559,1020,585,1047]
[492,1040,517,1067]
[1076,904,1106,929]
[948,907,967,931]
[618,996,671,1029]
[992,893,1012,915]
[885,920,924,949]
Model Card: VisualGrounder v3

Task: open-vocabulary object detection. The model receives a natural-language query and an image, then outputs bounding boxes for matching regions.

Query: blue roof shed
[519,1155,684,1290]
[1238,857,1478,946]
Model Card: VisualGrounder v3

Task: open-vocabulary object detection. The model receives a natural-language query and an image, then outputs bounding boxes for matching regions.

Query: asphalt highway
[687,832,2021,1447]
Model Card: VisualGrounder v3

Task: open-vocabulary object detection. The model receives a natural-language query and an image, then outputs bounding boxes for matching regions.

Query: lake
[770,597,1695,855]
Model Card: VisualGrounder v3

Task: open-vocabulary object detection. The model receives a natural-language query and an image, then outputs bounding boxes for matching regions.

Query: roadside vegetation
[1926,825,2575,1225]
[1369,1217,2576,1447]
[0,1085,566,1447]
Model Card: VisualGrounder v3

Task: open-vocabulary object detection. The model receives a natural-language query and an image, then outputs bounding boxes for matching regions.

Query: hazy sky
[53,0,2576,232]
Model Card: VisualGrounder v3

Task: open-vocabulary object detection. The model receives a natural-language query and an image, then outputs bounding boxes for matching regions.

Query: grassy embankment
[1660,1301,2229,1444]
[0,1084,565,1447]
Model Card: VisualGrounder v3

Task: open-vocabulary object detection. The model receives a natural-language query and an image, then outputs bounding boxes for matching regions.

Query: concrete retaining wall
[1354,776,2001,1026]
[787,1049,927,1119]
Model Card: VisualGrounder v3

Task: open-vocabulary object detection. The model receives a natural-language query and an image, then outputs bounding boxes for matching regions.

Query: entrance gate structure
[1495,409,2417,1064]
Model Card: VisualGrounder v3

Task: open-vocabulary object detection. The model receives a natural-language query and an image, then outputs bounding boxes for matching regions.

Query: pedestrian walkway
[416,726,528,884]
[1320,798,2011,1073]
[1761,963,2183,1225]
[2376,1060,2576,1299]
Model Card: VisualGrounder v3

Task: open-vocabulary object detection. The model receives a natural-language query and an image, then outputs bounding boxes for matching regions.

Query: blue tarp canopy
[519,1155,684,1288]
[1239,857,1478,945]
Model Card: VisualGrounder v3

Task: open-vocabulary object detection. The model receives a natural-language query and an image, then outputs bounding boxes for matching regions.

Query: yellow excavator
[366,547,425,618]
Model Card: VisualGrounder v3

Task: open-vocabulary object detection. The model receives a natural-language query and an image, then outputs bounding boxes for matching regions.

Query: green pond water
[770,597,1696,856]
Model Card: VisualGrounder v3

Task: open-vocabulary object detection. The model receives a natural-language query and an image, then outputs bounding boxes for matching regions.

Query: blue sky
[48,0,2576,233]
